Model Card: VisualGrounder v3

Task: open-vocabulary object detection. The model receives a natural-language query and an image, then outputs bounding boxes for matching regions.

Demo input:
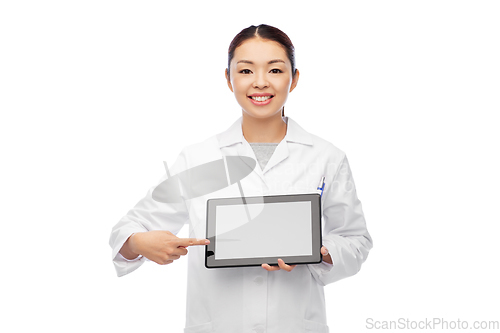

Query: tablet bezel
[205,193,322,269]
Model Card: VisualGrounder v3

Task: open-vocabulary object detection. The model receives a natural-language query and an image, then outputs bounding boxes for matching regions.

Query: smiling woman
[225,36,298,143]
[225,25,299,145]
[110,23,372,333]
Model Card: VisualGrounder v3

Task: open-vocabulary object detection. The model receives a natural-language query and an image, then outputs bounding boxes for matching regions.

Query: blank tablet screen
[206,193,322,268]
[215,201,312,260]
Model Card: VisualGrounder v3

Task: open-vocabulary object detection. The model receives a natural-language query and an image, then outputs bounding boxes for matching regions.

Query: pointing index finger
[177,238,210,247]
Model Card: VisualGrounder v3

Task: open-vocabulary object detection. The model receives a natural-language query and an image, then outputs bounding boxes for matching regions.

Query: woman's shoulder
[291,116,346,165]
[286,116,346,158]
[177,135,221,166]
[309,132,345,155]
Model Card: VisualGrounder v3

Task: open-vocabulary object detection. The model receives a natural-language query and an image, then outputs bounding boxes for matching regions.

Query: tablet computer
[205,193,322,269]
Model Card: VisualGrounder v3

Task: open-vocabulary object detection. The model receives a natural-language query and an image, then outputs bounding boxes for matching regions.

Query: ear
[225,68,233,92]
[289,69,300,93]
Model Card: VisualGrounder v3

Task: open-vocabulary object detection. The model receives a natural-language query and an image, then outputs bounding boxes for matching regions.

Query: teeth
[251,96,272,102]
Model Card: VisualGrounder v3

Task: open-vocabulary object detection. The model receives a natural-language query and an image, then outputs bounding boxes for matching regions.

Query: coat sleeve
[307,153,373,286]
[109,148,191,277]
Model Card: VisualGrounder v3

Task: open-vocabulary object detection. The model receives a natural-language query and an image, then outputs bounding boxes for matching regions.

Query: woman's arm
[109,148,193,277]
[307,154,373,286]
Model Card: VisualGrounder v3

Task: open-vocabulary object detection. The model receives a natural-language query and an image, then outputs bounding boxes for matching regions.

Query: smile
[250,96,273,101]
[248,95,274,105]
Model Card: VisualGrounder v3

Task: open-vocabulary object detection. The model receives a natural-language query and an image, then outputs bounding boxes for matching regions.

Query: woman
[110,24,372,333]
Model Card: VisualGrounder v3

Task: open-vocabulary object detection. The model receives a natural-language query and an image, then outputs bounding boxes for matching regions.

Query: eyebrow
[236,59,286,65]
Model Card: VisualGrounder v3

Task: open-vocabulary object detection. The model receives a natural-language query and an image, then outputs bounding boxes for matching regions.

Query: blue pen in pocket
[316,176,325,197]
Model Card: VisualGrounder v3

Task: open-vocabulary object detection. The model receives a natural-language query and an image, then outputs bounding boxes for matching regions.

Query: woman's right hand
[121,230,210,265]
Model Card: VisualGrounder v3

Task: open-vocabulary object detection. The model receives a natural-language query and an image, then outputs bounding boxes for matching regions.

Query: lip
[248,93,274,106]
[248,93,274,97]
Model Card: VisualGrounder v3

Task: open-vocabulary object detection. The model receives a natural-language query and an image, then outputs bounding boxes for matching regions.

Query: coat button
[253,276,264,284]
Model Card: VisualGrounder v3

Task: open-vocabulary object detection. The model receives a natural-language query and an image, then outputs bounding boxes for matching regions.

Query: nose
[253,71,269,89]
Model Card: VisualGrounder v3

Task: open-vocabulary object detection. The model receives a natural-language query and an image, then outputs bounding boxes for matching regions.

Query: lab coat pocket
[184,321,213,333]
[304,319,329,333]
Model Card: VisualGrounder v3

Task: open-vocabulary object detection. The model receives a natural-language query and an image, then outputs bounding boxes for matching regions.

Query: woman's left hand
[321,246,333,264]
[262,259,297,272]
[262,246,332,272]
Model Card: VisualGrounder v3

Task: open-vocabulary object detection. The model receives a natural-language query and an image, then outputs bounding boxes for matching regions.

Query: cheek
[273,77,291,92]
[232,78,248,94]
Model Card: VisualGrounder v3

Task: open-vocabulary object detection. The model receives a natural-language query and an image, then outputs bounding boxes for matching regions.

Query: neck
[241,111,287,143]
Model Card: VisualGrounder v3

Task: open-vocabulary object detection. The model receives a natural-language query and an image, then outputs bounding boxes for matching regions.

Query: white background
[1,1,499,332]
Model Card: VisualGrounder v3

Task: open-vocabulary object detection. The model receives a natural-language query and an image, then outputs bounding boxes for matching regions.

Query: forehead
[233,38,289,66]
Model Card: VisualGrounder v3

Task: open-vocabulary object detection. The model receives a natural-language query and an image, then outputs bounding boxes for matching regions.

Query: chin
[244,110,281,119]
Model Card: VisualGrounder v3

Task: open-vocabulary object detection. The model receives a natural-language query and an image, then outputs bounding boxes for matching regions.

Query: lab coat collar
[217,116,314,148]
[216,116,313,179]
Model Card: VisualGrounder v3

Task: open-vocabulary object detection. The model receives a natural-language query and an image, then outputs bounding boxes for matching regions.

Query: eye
[270,69,283,73]
[239,69,252,74]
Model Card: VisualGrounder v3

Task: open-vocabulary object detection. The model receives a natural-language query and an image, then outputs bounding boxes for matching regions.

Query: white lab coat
[109,116,373,333]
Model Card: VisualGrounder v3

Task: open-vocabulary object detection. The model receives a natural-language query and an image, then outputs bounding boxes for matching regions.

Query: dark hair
[227,24,297,117]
